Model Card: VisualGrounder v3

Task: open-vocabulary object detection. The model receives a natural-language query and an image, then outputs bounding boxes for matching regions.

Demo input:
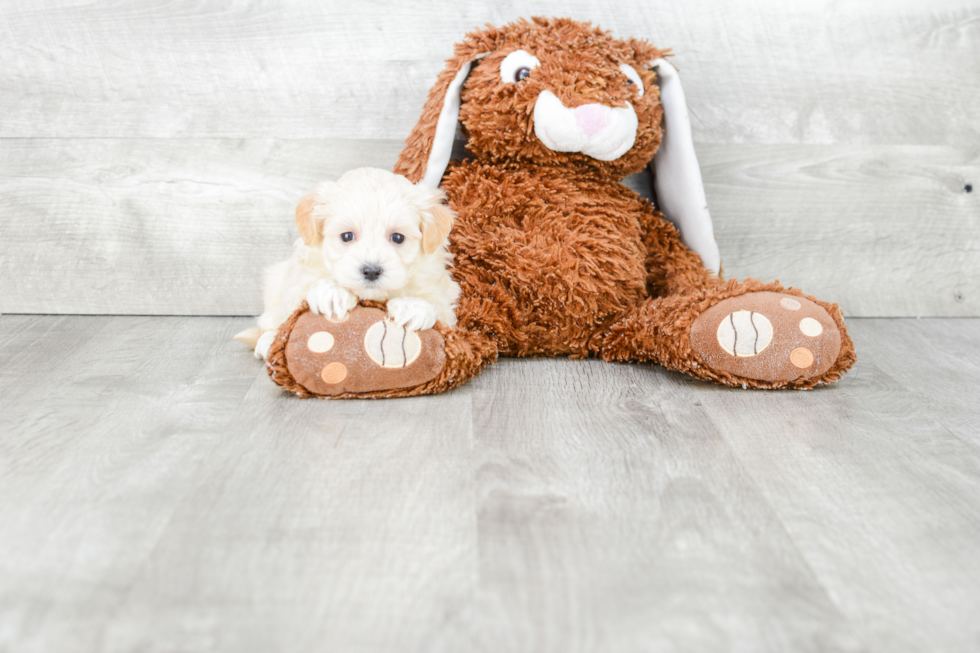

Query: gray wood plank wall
[1,0,978,316]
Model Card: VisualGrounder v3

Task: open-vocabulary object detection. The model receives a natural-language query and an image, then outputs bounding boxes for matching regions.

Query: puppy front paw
[306,281,357,320]
[386,297,438,331]
[254,330,276,360]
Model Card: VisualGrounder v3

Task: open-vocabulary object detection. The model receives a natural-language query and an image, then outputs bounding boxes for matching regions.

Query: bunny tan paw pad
[275,305,445,397]
[690,292,842,385]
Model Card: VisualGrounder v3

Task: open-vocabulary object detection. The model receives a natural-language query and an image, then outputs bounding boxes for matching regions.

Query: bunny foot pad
[269,305,446,397]
[690,291,842,385]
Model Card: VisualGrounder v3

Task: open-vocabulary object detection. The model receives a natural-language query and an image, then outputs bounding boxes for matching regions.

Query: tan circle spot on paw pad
[799,317,823,337]
[716,311,773,357]
[364,321,422,368]
[320,362,347,384]
[780,297,802,311]
[307,331,335,353]
[790,347,814,368]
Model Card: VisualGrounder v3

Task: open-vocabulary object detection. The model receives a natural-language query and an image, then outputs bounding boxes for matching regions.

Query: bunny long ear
[394,52,489,188]
[649,59,721,275]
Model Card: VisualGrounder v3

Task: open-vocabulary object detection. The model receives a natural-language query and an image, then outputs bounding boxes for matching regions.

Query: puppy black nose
[361,264,383,281]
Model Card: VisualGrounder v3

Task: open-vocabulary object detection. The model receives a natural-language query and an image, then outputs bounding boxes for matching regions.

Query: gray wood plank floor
[2,315,978,653]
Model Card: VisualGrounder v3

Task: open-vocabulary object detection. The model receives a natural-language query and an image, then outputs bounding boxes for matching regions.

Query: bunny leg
[265,303,497,399]
[599,279,856,389]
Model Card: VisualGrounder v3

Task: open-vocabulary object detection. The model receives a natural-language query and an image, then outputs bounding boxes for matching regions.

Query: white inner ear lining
[420,52,490,189]
[649,58,721,274]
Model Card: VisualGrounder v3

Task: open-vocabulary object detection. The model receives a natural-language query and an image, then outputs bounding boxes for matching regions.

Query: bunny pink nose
[574,104,611,135]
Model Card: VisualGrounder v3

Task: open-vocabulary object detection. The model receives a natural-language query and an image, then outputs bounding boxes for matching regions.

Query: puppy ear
[295,192,320,246]
[420,202,455,255]
[649,58,721,275]
[394,39,491,188]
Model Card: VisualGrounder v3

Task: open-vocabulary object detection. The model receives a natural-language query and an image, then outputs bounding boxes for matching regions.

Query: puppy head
[295,168,454,301]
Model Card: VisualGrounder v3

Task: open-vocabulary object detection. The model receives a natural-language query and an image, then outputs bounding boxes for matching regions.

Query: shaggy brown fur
[274,16,854,398]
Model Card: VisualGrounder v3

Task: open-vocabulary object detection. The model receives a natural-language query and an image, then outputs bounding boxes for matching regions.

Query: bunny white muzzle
[533,91,638,161]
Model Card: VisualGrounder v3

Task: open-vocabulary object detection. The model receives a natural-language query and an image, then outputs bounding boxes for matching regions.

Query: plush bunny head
[394,16,721,272]
[395,17,668,184]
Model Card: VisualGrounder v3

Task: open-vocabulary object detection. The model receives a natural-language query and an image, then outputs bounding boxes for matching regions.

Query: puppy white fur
[236,168,460,360]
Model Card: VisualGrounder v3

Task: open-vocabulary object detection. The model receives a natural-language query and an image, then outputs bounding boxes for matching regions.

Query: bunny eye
[500,49,540,83]
[619,64,645,98]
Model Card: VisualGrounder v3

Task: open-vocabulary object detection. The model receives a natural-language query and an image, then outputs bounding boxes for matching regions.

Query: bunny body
[269,17,853,398]
[441,159,687,358]
[391,17,854,391]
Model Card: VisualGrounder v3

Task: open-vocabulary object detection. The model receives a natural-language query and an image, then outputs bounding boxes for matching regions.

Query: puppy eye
[390,233,405,245]
[340,232,355,243]
[500,49,540,84]
[619,64,645,98]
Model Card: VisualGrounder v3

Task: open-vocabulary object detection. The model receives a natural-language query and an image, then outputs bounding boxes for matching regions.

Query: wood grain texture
[3,4,978,651]
[703,144,980,317]
[1,139,975,317]
[1,315,979,652]
[0,315,476,653]
[702,317,980,653]
[428,357,865,653]
[851,318,980,442]
[3,1,977,317]
[1,0,977,144]
[0,138,401,316]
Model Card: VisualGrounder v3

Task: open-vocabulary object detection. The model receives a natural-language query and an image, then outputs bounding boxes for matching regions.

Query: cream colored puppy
[236,168,459,360]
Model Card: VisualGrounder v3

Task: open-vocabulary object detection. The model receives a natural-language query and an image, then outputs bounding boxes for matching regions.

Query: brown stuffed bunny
[268,16,854,398]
